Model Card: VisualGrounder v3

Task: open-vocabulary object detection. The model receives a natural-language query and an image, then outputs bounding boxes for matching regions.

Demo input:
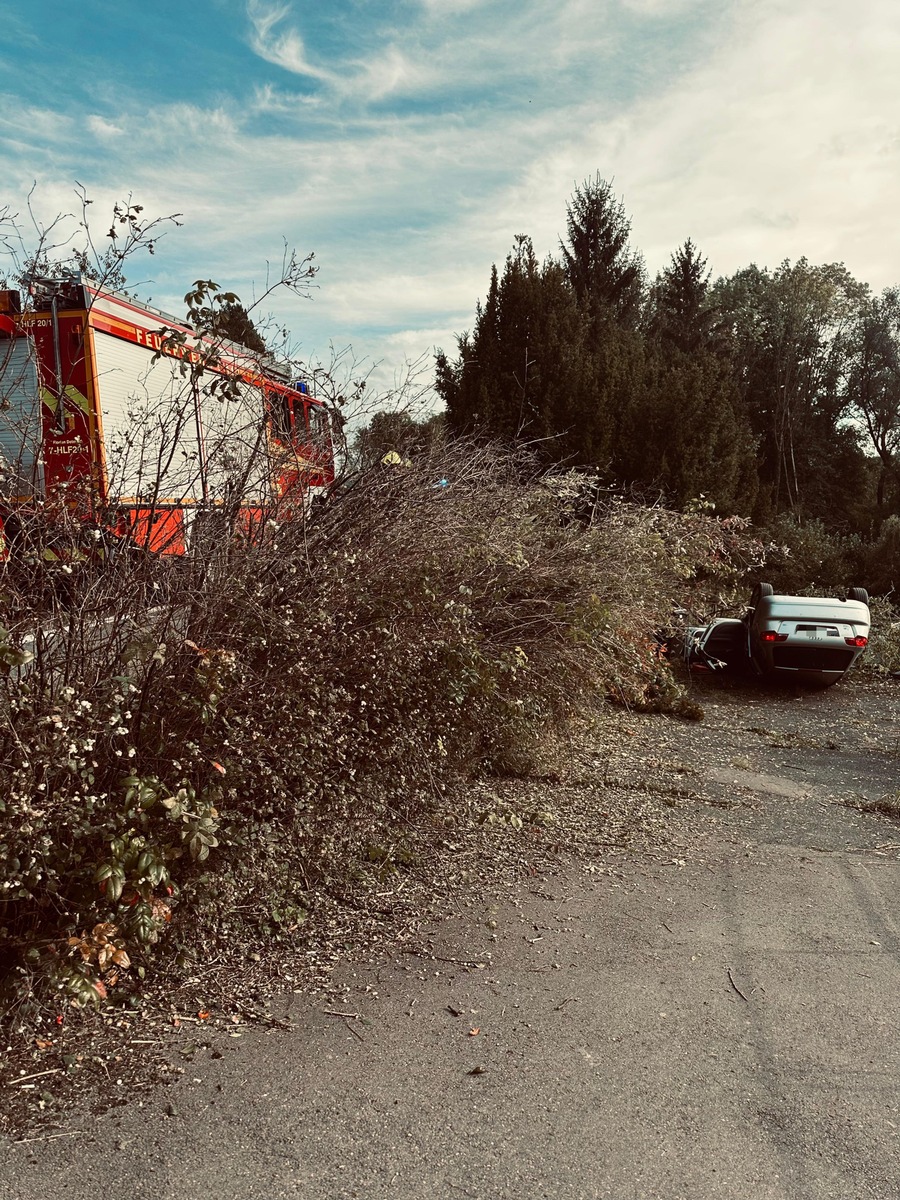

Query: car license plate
[804,630,823,639]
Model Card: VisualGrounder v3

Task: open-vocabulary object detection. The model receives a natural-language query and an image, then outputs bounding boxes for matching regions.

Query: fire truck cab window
[307,405,329,449]
[271,391,292,441]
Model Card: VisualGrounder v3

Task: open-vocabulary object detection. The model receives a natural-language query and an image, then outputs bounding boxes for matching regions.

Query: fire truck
[0,275,334,556]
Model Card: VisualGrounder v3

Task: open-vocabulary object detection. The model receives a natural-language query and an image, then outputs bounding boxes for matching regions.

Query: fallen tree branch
[726,966,749,1002]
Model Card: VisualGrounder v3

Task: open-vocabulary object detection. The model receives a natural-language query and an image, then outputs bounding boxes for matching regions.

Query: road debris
[726,967,749,1002]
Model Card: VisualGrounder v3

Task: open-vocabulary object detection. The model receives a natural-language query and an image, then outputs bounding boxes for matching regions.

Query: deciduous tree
[711,259,869,526]
[846,287,900,513]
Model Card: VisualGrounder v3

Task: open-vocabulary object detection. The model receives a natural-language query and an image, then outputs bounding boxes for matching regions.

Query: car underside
[682,585,871,687]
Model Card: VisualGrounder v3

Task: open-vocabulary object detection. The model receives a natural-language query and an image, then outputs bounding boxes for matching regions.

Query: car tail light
[761,631,788,643]
[845,635,868,648]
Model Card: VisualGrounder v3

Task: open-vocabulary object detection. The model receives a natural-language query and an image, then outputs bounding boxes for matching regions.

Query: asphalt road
[3,679,900,1200]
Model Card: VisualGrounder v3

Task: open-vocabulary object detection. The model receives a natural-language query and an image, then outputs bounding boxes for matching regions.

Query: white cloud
[352,45,432,103]
[619,0,706,14]
[250,83,321,114]
[247,0,335,82]
[0,102,75,145]
[418,0,487,14]
[603,0,900,285]
[242,0,640,106]
[246,3,431,102]
[86,115,124,139]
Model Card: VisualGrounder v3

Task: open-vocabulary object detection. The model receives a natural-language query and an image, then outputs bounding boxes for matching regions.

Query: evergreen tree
[646,239,714,354]
[441,239,564,442]
[559,175,644,327]
[438,236,622,465]
[611,339,756,512]
[213,301,268,354]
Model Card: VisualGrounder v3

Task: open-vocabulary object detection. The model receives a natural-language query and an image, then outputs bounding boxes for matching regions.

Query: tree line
[434,175,900,566]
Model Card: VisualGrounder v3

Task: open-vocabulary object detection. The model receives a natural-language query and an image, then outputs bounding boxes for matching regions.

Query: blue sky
[1,0,898,407]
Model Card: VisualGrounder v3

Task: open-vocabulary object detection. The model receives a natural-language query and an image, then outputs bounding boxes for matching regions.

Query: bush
[756,515,864,595]
[862,516,900,597]
[864,596,900,673]
[0,441,762,1016]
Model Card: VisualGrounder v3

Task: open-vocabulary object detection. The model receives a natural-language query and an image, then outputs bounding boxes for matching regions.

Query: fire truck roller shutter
[195,373,275,505]
[0,336,44,498]
[91,330,206,503]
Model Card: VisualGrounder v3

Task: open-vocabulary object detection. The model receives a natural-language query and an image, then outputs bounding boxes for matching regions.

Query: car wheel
[847,587,869,605]
[750,582,774,608]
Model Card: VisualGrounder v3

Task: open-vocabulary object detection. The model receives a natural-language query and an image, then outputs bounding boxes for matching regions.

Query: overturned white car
[685,584,870,687]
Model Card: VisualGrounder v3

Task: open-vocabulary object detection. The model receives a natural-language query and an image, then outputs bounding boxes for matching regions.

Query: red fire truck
[0,275,334,556]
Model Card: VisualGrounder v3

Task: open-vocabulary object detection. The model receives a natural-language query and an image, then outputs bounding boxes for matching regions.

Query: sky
[1,0,898,408]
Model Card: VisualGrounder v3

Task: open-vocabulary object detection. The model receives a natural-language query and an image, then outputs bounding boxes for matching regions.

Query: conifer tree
[647,239,714,353]
[213,301,268,354]
[616,348,756,512]
[559,174,644,327]
[440,238,581,447]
